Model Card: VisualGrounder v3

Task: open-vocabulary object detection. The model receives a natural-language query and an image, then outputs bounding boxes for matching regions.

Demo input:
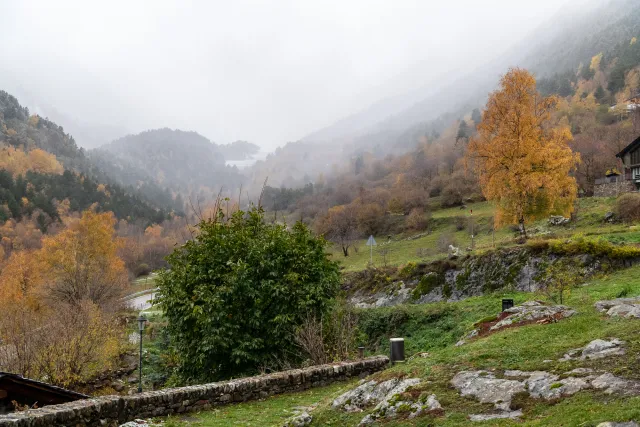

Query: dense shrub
[405,208,429,231]
[134,263,152,277]
[616,193,640,223]
[157,206,340,382]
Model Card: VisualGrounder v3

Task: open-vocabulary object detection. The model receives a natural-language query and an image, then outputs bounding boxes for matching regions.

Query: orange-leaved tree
[466,68,580,238]
[39,209,129,309]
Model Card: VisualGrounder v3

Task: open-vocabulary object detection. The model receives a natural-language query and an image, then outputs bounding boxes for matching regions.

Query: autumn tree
[316,204,358,256]
[39,209,129,309]
[467,68,580,238]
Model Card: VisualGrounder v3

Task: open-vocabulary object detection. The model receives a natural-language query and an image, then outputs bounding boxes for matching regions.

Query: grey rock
[451,371,525,409]
[469,410,523,422]
[455,340,466,347]
[333,378,420,413]
[591,373,640,395]
[490,301,576,331]
[283,412,312,427]
[359,393,440,425]
[548,216,571,226]
[594,298,640,314]
[597,422,639,427]
[581,339,625,360]
[604,211,616,223]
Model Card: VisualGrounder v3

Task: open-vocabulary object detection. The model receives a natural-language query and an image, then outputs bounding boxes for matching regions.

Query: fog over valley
[0,0,578,150]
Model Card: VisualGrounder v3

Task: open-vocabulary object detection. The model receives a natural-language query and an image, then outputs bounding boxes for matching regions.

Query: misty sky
[0,0,575,149]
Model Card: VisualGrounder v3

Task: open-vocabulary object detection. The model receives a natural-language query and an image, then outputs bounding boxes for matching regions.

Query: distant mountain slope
[253,0,640,189]
[0,90,170,227]
[90,128,245,202]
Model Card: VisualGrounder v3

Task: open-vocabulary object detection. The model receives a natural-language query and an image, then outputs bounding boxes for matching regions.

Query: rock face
[349,246,623,308]
[451,366,640,422]
[595,298,640,318]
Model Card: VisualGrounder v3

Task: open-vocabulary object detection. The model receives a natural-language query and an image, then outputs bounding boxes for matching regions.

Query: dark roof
[0,372,89,401]
[617,135,640,158]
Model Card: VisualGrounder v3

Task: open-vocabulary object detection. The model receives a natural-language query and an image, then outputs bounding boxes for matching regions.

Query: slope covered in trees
[90,128,245,203]
[0,90,171,228]
[248,0,640,192]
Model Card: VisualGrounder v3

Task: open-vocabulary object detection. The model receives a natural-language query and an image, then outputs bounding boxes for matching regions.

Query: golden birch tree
[467,68,580,238]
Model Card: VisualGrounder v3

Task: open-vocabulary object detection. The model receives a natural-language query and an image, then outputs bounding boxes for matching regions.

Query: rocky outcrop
[456,302,576,346]
[559,338,626,361]
[451,364,640,422]
[595,298,640,318]
[597,421,639,427]
[548,216,571,226]
[490,301,576,331]
[349,246,621,308]
[332,377,440,425]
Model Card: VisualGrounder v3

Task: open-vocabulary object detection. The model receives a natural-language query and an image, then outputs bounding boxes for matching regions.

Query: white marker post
[366,235,377,264]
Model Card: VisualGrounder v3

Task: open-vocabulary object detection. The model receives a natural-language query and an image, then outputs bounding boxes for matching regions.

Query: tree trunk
[342,246,349,257]
[518,218,528,240]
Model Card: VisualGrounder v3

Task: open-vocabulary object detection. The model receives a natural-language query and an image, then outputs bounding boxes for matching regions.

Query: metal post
[358,346,365,359]
[370,243,373,264]
[138,331,143,393]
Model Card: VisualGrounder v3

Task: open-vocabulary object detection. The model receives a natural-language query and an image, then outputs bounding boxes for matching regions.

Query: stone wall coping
[0,356,389,426]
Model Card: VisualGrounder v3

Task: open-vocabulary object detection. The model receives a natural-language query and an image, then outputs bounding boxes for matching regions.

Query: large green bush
[157,206,340,382]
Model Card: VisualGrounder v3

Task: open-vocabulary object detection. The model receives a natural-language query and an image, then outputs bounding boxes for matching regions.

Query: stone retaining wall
[0,356,388,427]
[593,180,636,197]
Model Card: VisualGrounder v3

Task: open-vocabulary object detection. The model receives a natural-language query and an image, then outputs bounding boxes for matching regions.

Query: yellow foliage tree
[590,52,603,71]
[466,68,580,238]
[39,210,129,309]
[0,147,63,176]
[0,250,45,307]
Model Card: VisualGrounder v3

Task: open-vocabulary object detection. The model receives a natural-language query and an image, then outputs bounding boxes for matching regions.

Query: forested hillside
[0,91,170,229]
[256,0,640,257]
[247,0,640,192]
[90,128,245,203]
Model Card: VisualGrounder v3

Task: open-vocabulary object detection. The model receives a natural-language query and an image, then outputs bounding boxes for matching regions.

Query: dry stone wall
[0,356,388,427]
[593,181,636,197]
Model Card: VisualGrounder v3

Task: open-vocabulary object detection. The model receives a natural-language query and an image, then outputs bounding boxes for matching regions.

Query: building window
[632,148,640,165]
[634,167,640,180]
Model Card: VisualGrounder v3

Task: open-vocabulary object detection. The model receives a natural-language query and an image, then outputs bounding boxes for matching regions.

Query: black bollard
[358,346,365,359]
[502,298,514,312]
[390,338,405,363]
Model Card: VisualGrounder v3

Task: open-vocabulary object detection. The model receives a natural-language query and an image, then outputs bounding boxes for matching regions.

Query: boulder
[448,245,461,259]
[548,216,571,226]
[283,412,313,427]
[604,211,616,223]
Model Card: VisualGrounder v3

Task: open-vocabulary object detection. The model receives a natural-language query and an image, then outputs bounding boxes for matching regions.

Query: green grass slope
[331,197,630,272]
[162,264,640,426]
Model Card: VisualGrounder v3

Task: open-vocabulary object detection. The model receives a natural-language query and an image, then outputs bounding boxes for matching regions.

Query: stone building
[594,135,640,197]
